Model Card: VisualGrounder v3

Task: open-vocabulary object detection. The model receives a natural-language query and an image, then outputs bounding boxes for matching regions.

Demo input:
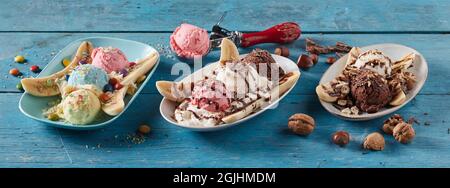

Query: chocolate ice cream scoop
[240,48,285,80]
[351,69,392,113]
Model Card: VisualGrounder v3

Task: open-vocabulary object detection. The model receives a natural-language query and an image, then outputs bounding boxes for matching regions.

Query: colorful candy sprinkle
[103,84,114,92]
[114,83,124,90]
[108,78,119,86]
[9,68,20,76]
[99,93,111,103]
[119,69,128,77]
[30,65,40,73]
[137,124,151,134]
[47,113,59,121]
[16,82,23,91]
[62,59,71,67]
[14,55,25,63]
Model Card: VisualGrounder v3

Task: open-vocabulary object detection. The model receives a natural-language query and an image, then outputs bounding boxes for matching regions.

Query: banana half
[222,71,300,124]
[392,53,415,72]
[345,47,362,66]
[219,38,240,66]
[21,41,93,97]
[102,52,159,116]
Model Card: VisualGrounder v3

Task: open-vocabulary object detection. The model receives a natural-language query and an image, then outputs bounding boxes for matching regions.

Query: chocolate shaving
[306,38,352,55]
[407,117,420,125]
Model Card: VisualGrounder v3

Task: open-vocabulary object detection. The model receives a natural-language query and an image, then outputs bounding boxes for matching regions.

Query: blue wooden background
[0,0,449,167]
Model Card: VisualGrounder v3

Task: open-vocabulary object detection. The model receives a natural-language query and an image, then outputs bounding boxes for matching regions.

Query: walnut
[288,113,315,136]
[382,114,404,135]
[393,122,415,144]
[363,132,385,151]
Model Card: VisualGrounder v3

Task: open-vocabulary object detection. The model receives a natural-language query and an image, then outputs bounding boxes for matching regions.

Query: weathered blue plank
[1,33,449,95]
[0,0,450,32]
[1,0,449,168]
[1,93,449,167]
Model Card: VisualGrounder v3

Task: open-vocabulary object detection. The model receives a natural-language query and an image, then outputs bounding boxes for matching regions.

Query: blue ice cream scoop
[68,64,109,91]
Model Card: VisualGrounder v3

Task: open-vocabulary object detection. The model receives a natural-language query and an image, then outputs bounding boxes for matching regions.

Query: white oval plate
[318,43,428,121]
[160,54,300,131]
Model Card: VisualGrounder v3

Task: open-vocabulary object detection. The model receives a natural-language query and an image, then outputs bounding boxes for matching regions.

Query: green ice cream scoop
[62,89,101,124]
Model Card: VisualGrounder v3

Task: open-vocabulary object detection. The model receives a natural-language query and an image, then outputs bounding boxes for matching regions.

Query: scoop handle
[240,22,301,48]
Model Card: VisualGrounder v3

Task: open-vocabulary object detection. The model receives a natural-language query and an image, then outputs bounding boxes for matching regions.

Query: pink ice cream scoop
[191,79,231,112]
[170,23,210,59]
[91,47,129,73]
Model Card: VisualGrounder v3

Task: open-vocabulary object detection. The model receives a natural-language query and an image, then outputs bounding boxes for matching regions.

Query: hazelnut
[363,132,385,151]
[274,46,289,57]
[393,122,415,144]
[297,54,314,69]
[310,54,318,64]
[382,114,404,135]
[288,113,315,136]
[332,131,350,147]
[326,57,336,64]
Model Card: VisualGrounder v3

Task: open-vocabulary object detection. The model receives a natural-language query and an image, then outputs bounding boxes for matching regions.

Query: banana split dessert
[156,38,300,127]
[316,47,417,115]
[20,41,159,125]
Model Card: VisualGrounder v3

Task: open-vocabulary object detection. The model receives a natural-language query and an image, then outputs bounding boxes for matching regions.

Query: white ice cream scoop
[353,49,392,77]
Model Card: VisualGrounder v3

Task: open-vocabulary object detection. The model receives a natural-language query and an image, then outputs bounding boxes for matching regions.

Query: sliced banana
[390,90,406,106]
[219,38,240,66]
[392,53,415,72]
[345,47,362,66]
[156,81,193,102]
[315,84,338,102]
[21,41,93,96]
[102,52,159,116]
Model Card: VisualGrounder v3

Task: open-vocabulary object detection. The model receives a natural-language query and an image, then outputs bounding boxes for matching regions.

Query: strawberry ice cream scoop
[191,79,231,112]
[170,23,210,59]
[91,47,129,73]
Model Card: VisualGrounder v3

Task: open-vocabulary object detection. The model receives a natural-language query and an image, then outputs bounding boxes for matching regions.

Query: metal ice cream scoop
[209,13,301,49]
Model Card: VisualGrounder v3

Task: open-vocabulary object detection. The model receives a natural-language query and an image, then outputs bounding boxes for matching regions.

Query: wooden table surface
[1,0,449,168]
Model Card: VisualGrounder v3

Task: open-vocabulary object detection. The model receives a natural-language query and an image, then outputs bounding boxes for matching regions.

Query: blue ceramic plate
[19,37,160,130]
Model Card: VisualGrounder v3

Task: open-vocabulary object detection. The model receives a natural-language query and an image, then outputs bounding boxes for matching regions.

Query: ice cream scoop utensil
[210,22,301,49]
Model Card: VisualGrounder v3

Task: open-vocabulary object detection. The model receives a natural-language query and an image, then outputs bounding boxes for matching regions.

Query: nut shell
[288,113,315,136]
[363,132,385,151]
[393,122,415,144]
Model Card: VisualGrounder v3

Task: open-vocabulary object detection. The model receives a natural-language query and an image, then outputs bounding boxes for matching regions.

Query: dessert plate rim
[159,54,300,131]
[318,43,428,121]
[18,36,160,130]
